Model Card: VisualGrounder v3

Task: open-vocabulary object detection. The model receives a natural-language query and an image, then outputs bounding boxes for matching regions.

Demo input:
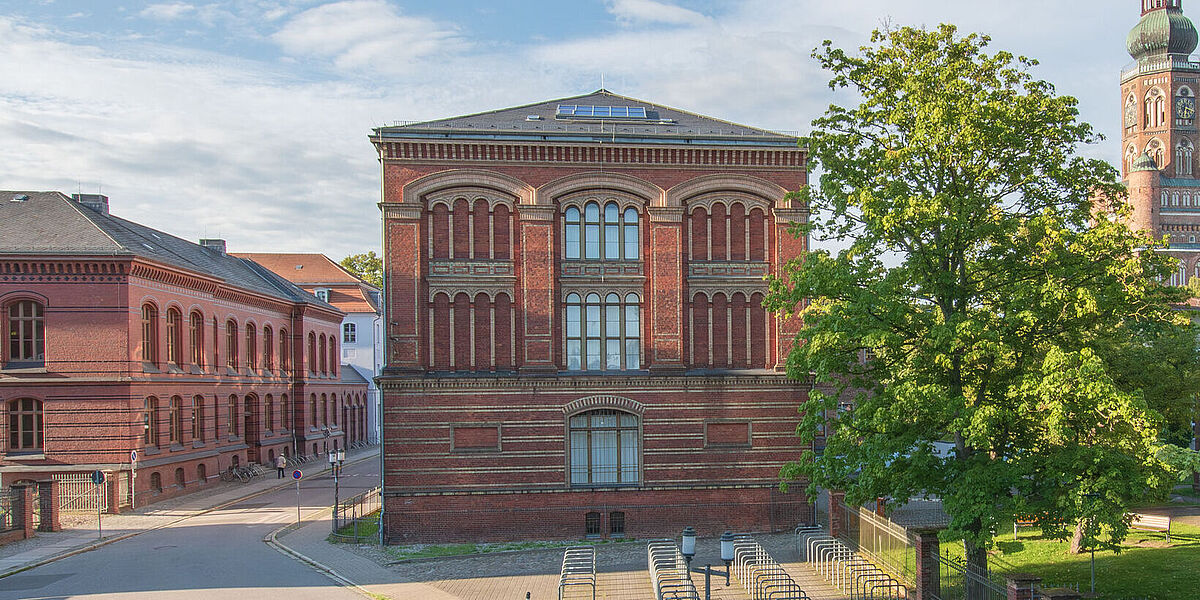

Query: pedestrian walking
[275,453,287,478]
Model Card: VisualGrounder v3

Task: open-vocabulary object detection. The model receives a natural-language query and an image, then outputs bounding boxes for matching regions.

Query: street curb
[264,506,377,599]
[0,450,379,580]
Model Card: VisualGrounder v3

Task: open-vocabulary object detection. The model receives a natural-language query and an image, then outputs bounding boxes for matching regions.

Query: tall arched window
[584,203,601,259]
[142,304,159,365]
[319,334,327,374]
[165,308,182,365]
[1146,88,1167,128]
[565,293,640,371]
[565,206,581,259]
[280,394,290,431]
[1178,139,1195,176]
[565,201,640,260]
[265,395,275,431]
[321,394,328,426]
[310,393,318,428]
[191,395,204,441]
[189,311,204,367]
[227,395,238,436]
[1125,93,1138,129]
[1147,139,1166,168]
[568,409,640,485]
[8,398,44,452]
[331,394,338,426]
[169,396,182,444]
[262,325,273,371]
[225,319,238,369]
[6,300,45,364]
[144,396,159,446]
[279,329,290,373]
[308,332,316,374]
[329,339,337,377]
[245,323,257,370]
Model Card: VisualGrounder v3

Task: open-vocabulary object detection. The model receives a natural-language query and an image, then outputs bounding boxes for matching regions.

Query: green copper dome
[1128,7,1199,60]
[1131,153,1160,172]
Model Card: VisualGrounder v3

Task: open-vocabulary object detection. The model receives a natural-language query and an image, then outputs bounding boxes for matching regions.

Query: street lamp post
[330,449,346,531]
[679,527,736,600]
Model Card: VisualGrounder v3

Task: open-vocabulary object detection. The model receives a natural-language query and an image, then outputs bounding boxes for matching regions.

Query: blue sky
[0,1,1144,257]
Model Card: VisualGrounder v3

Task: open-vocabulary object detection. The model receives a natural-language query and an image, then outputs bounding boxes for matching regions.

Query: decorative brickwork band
[1005,574,1043,600]
[562,395,646,416]
[36,479,62,532]
[913,530,941,600]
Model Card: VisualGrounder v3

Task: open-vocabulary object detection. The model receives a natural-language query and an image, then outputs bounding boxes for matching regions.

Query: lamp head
[328,452,337,465]
[720,530,735,562]
[681,526,697,557]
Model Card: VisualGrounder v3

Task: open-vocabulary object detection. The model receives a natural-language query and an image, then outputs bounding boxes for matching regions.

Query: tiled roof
[0,191,338,311]
[234,252,380,314]
[374,90,799,148]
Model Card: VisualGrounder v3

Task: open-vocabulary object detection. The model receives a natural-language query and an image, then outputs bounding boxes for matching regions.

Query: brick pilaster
[828,490,846,539]
[647,207,686,371]
[913,530,941,600]
[382,202,425,371]
[1006,574,1042,600]
[772,207,808,370]
[17,485,35,539]
[36,479,62,532]
[515,205,556,371]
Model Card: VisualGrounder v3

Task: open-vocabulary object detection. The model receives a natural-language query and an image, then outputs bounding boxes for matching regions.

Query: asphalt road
[0,458,380,599]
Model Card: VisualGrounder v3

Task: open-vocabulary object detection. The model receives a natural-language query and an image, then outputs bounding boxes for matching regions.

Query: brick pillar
[828,490,846,539]
[515,204,556,372]
[913,530,941,600]
[381,202,425,372]
[36,480,61,532]
[16,485,35,539]
[1006,574,1042,600]
[875,497,886,518]
[772,207,809,370]
[106,474,122,514]
[647,207,686,372]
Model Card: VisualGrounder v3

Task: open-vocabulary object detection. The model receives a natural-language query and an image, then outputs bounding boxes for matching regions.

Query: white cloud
[271,0,466,73]
[606,0,709,26]
[139,2,196,21]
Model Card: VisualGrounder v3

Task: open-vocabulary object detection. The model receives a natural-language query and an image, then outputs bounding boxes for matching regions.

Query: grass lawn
[328,510,381,543]
[955,522,1200,599]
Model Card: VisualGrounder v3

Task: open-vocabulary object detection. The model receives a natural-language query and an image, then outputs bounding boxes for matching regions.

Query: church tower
[1123,0,1200,284]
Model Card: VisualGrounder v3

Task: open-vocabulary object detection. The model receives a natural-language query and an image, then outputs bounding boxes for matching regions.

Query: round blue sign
[291,470,303,480]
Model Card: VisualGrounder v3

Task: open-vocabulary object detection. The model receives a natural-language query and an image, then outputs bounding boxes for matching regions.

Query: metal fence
[330,486,380,543]
[934,552,1006,600]
[53,472,108,515]
[0,488,15,532]
[836,501,918,585]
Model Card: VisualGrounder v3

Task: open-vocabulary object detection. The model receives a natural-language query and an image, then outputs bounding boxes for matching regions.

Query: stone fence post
[36,479,61,532]
[106,474,122,514]
[16,485,35,539]
[829,490,846,539]
[912,529,941,600]
[1006,574,1042,600]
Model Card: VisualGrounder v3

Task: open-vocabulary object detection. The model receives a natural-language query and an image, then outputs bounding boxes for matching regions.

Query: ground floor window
[7,398,44,452]
[568,409,640,485]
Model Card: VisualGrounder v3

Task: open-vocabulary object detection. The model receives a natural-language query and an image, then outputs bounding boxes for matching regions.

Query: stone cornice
[380,202,424,220]
[648,206,686,223]
[516,205,556,221]
[378,372,812,392]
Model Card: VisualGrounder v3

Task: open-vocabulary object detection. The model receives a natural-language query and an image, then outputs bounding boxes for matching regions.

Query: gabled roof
[0,191,337,311]
[373,90,798,148]
[232,252,381,314]
[340,364,370,385]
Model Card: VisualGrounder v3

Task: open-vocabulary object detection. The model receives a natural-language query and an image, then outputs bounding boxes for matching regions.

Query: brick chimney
[199,239,227,254]
[71,193,109,215]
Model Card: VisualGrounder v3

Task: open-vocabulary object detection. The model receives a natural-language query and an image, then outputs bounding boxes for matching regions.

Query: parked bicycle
[219,464,264,483]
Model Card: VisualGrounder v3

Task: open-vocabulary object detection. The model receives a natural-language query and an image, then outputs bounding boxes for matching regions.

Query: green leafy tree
[340,251,383,289]
[766,24,1199,584]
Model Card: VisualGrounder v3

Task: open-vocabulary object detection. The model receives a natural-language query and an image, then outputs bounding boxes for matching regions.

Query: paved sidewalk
[0,446,379,578]
[275,516,851,600]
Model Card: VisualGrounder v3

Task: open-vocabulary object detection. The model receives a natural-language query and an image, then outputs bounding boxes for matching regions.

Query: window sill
[3,452,46,460]
[1,364,47,374]
[143,446,162,456]
[189,365,205,375]
[165,363,184,375]
[192,440,206,448]
[169,443,185,451]
[142,362,161,373]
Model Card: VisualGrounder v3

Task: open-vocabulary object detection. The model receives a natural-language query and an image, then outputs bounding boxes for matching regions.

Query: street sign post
[130,450,138,510]
[292,470,303,526]
[90,470,105,539]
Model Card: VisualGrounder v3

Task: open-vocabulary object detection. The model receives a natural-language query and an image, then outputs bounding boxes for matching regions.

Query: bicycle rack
[797,527,908,600]
[646,540,699,600]
[727,534,810,600]
[557,545,596,600]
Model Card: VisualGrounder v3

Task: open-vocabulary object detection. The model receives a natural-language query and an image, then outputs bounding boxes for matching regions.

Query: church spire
[1130,0,1197,61]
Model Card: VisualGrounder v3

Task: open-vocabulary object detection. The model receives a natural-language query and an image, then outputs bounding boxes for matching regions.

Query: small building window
[279,329,290,373]
[245,323,257,370]
[226,320,239,369]
[263,325,273,370]
[174,467,186,488]
[197,463,207,482]
[7,398,44,452]
[191,395,204,441]
[189,311,204,367]
[610,511,626,537]
[6,300,45,364]
[227,395,238,437]
[314,288,330,302]
[585,512,602,537]
[169,396,182,444]
[150,472,162,493]
[343,323,357,344]
[265,395,275,431]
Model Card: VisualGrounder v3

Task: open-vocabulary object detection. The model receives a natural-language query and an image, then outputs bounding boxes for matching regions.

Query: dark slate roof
[0,191,337,311]
[374,90,799,148]
[341,364,370,384]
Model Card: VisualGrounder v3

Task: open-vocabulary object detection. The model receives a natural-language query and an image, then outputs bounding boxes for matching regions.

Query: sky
[0,1,1144,259]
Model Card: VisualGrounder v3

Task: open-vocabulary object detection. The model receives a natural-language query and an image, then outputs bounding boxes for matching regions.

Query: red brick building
[372,91,813,543]
[0,192,365,507]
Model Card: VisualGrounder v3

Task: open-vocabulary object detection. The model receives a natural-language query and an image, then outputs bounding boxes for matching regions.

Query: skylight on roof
[557,105,648,119]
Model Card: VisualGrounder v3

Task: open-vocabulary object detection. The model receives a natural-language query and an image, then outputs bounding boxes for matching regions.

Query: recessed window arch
[319,334,327,374]
[227,395,238,436]
[1147,139,1166,169]
[245,322,257,370]
[568,409,640,485]
[189,311,204,367]
[265,394,275,431]
[165,308,183,366]
[565,292,640,371]
[279,328,290,373]
[191,395,204,441]
[141,303,160,365]
[1177,139,1194,176]
[262,325,273,371]
[144,396,159,446]
[308,332,316,374]
[564,199,640,260]
[169,395,182,444]
[7,398,44,452]
[6,299,45,364]
[1125,93,1138,129]
[225,319,238,370]
[1146,87,1167,128]
[1126,144,1139,172]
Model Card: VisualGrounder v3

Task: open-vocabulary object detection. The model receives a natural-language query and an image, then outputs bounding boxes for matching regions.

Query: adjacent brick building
[372,91,813,543]
[0,192,366,507]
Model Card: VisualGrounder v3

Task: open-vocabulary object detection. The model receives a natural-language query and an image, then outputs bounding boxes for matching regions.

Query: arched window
[142,304,159,365]
[227,395,238,436]
[319,334,327,374]
[1146,88,1167,128]
[321,394,328,426]
[568,409,640,485]
[191,395,204,441]
[565,293,641,371]
[1163,191,1170,207]
[225,319,238,370]
[329,339,337,377]
[1126,144,1139,172]
[565,206,581,259]
[265,395,274,431]
[308,332,316,374]
[310,393,318,428]
[584,202,601,259]
[565,201,641,260]
[1125,94,1138,129]
[245,323,257,370]
[189,311,204,367]
[262,325,273,371]
[144,396,159,446]
[343,323,356,344]
[623,207,639,259]
[1147,139,1166,168]
[280,394,290,431]
[166,308,182,365]
[8,398,44,452]
[6,300,45,364]
[169,396,182,444]
[331,394,338,426]
[1177,139,1195,176]
[279,329,290,373]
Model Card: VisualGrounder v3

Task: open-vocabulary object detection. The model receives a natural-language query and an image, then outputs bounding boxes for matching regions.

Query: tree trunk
[964,540,989,600]
[1068,520,1085,555]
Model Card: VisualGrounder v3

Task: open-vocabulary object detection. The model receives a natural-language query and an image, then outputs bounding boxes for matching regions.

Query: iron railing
[0,488,16,532]
[330,486,380,543]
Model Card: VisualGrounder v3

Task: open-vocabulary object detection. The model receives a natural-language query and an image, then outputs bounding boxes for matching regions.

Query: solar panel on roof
[556,105,649,119]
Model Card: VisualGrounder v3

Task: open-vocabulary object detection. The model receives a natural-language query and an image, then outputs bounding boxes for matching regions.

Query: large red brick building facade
[0,192,365,506]
[373,91,813,543]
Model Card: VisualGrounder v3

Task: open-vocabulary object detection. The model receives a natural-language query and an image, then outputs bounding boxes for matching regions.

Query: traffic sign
[130,450,138,463]
[292,470,303,480]
[90,470,105,485]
